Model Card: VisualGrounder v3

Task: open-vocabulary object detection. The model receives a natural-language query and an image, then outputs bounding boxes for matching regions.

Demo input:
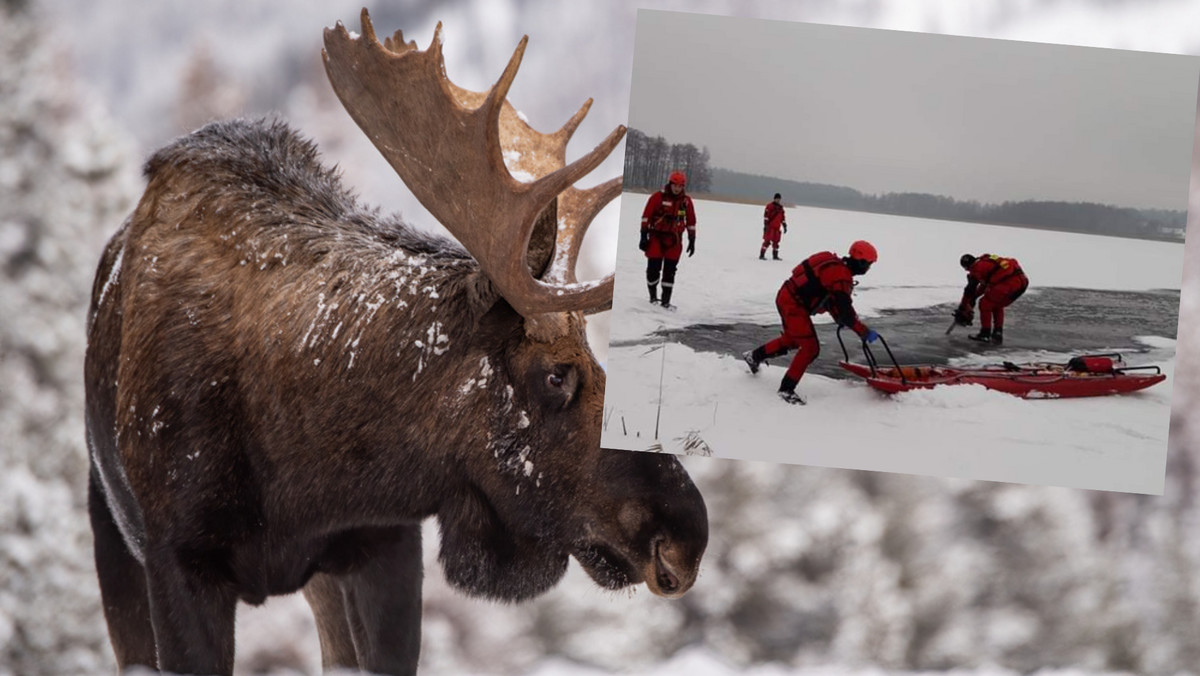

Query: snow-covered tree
[0,2,140,673]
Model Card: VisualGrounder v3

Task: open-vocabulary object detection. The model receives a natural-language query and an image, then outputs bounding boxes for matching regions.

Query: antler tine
[546,177,623,314]
[323,10,620,318]
[525,125,625,210]
[359,7,378,43]
[383,28,417,53]
[557,98,593,143]
[483,36,528,130]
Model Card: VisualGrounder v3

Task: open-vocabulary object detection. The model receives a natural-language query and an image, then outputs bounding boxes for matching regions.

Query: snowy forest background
[6,0,1200,675]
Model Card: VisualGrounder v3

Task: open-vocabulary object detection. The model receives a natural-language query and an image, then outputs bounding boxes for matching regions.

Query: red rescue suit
[762,251,868,382]
[762,201,786,246]
[641,188,696,261]
[961,254,1028,331]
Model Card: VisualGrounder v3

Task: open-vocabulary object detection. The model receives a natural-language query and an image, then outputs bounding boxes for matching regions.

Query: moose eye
[540,365,580,410]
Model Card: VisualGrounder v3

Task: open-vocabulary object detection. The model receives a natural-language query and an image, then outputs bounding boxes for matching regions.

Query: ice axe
[947,306,972,335]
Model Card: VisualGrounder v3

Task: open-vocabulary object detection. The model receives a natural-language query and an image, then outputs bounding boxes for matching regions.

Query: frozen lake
[617,286,1180,379]
[600,198,1184,494]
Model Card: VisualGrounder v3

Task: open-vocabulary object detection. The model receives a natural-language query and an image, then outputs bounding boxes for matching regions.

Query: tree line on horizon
[622,129,1184,241]
[622,128,713,193]
[710,168,1186,242]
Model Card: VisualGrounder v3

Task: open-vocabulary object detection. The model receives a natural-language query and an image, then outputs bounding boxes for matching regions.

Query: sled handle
[1114,365,1162,375]
[837,324,851,363]
[863,333,907,385]
[837,325,907,385]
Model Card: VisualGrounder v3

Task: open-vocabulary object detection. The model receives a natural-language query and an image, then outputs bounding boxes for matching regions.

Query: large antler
[322,9,623,319]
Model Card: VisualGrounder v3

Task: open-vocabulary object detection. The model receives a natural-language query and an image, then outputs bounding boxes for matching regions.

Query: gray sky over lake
[629,10,1200,211]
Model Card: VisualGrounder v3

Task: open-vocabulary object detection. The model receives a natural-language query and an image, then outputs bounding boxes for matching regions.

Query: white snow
[601,197,1182,494]
[503,149,537,183]
[96,241,124,308]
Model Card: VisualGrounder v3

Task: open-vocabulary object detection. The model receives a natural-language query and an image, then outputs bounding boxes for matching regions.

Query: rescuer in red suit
[760,192,787,260]
[953,253,1029,345]
[742,240,880,405]
[639,170,697,309]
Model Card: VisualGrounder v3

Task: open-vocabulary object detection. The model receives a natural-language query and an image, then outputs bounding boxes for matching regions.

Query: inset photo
[601,10,1200,494]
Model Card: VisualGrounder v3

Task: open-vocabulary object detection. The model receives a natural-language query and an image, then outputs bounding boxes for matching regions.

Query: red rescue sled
[836,328,1165,399]
[838,357,1165,399]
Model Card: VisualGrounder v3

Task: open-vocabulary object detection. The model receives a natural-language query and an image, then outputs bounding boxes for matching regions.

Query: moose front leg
[344,523,424,674]
[302,572,360,670]
[143,546,238,675]
[88,467,157,669]
[304,524,424,675]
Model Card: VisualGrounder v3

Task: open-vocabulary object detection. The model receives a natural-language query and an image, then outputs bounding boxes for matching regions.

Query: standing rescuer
[953,253,1029,345]
[743,240,880,405]
[639,170,697,309]
[760,192,788,260]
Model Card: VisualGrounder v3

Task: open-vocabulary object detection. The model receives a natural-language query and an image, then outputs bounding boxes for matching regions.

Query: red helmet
[668,170,687,187]
[849,240,878,264]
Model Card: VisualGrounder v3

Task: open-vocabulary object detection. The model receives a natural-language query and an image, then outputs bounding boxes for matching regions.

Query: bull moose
[84,10,708,675]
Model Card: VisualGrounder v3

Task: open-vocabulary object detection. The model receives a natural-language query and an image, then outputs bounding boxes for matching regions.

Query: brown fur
[84,119,707,675]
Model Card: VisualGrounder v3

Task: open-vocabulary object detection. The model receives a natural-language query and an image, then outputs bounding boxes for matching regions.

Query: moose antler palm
[322,9,622,320]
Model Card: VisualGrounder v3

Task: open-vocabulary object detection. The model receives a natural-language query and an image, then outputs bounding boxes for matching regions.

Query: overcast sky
[629,10,1200,211]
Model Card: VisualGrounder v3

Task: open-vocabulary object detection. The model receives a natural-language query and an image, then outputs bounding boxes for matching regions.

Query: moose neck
[204,220,505,527]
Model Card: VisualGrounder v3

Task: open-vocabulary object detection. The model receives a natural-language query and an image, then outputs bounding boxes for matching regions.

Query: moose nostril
[655,550,680,593]
[657,567,679,593]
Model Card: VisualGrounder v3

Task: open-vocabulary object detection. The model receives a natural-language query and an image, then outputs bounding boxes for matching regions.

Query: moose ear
[436,486,567,601]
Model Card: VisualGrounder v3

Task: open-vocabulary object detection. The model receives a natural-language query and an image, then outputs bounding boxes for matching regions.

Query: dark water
[612,287,1180,380]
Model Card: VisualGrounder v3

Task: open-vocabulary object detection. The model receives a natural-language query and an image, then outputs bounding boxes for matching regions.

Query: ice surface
[602,197,1181,494]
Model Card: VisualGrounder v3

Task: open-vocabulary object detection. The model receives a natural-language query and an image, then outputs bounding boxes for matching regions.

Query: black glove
[953,305,974,326]
[687,236,695,257]
[782,222,788,234]
[638,230,649,252]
